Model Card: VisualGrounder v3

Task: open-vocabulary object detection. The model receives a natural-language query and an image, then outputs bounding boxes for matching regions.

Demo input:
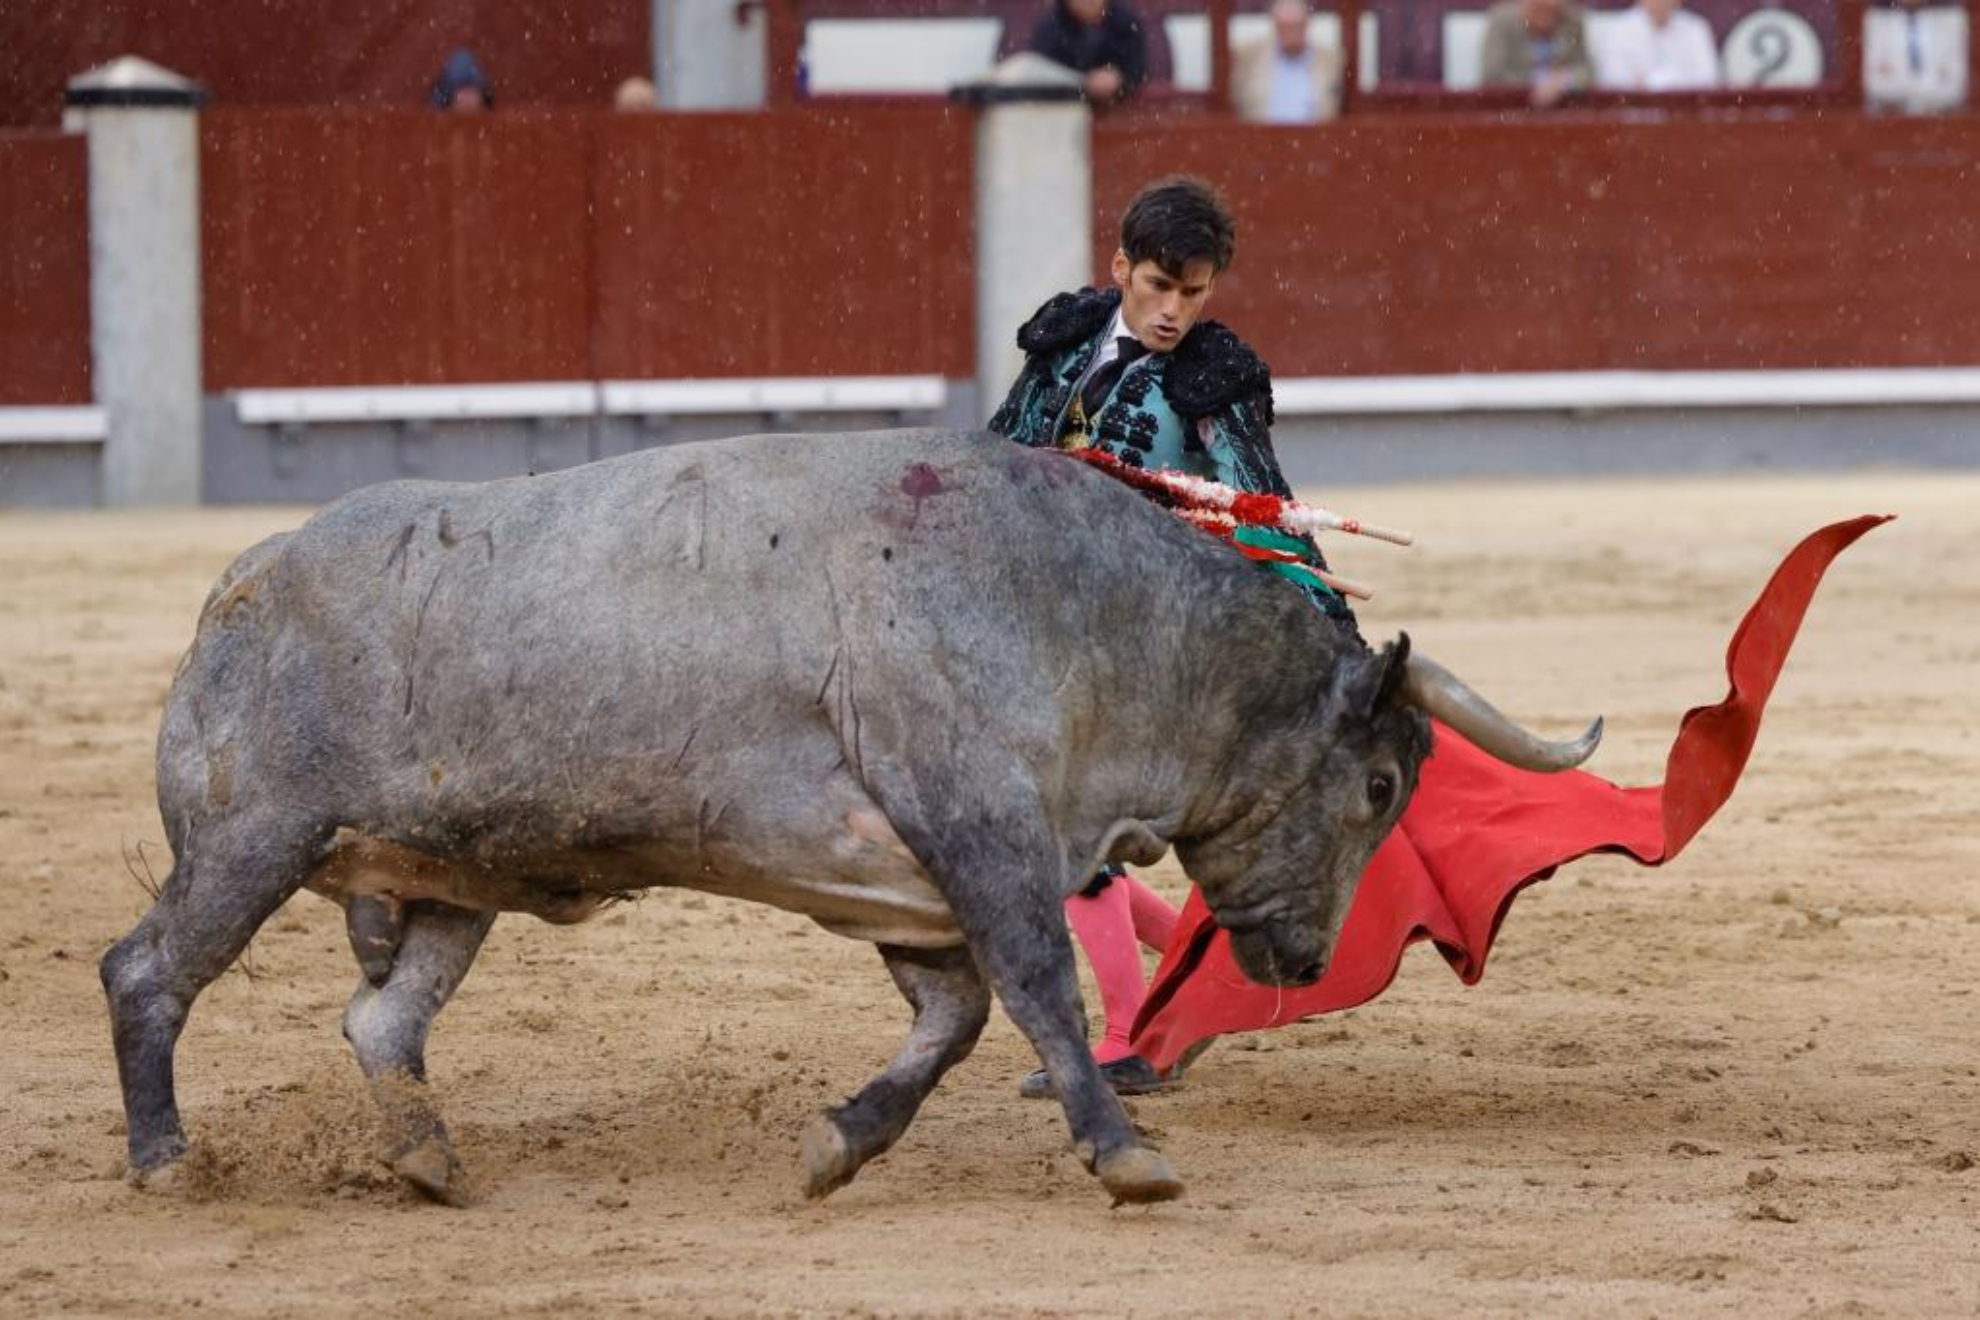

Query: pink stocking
[1064,880,1145,1064]
[1120,871,1179,952]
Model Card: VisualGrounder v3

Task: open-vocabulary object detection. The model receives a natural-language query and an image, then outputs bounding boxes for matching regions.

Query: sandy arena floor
[1,467,1975,1317]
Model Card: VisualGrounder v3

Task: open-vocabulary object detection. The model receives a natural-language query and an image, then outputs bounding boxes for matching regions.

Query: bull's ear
[1372,631,1412,714]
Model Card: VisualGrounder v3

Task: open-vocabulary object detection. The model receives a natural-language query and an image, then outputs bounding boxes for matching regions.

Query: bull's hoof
[1096,1146,1184,1205]
[125,1158,188,1198]
[800,1114,859,1201]
[392,1137,471,1207]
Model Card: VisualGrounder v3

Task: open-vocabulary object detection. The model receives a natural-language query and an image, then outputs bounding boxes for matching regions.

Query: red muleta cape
[1128,516,1891,1074]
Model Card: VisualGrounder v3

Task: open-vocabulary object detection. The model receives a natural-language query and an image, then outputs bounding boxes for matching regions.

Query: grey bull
[104,429,1599,1205]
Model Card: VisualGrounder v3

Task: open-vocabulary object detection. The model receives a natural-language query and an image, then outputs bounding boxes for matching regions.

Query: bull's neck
[1100,564,1341,846]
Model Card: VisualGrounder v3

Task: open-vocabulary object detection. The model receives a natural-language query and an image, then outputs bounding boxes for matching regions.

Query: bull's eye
[1367,771,1396,813]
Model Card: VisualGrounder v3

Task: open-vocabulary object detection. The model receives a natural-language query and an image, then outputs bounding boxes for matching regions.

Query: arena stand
[773,0,1899,106]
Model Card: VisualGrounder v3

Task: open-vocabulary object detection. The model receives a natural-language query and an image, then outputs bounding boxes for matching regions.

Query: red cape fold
[1129,516,1892,1074]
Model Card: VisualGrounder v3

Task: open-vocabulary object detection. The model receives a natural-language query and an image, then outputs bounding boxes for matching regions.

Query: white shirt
[1595,6,1723,91]
[1266,49,1323,123]
[1090,308,1138,372]
[1070,308,1154,419]
[1865,6,1969,113]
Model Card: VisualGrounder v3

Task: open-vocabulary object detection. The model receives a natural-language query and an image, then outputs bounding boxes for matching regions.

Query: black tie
[1081,337,1150,418]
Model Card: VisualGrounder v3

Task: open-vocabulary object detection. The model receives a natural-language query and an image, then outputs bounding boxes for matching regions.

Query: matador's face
[1111,252,1218,355]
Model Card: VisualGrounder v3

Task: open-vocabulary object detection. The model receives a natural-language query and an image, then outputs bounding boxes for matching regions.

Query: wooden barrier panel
[591,107,975,380]
[1095,114,1980,375]
[201,109,595,389]
[202,106,975,389]
[0,131,90,405]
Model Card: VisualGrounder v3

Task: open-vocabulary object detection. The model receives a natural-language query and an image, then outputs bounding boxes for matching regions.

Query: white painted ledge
[599,376,948,415]
[235,383,600,425]
[231,377,950,425]
[1273,369,1980,416]
[0,406,109,444]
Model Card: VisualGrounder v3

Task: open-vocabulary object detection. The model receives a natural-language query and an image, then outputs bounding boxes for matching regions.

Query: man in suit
[1479,0,1596,107]
[1232,0,1343,123]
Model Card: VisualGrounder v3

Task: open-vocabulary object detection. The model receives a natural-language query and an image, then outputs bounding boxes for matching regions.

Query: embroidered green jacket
[987,285,1355,633]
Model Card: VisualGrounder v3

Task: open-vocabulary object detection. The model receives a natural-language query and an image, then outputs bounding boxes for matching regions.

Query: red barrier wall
[201,106,975,390]
[591,107,975,380]
[0,132,90,405]
[0,0,650,128]
[201,110,596,389]
[11,107,1976,404]
[1095,114,1980,375]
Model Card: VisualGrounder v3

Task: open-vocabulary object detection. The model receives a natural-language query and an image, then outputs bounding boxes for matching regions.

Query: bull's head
[1178,633,1601,989]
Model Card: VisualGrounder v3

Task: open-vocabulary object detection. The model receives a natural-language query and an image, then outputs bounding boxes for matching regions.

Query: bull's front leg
[802,943,989,1200]
[953,877,1184,1205]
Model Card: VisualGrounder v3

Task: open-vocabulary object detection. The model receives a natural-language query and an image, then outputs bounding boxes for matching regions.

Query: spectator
[614,76,660,111]
[1231,0,1342,122]
[430,48,494,111]
[1028,0,1150,104]
[1595,0,1721,90]
[1865,0,1969,113]
[1480,0,1595,107]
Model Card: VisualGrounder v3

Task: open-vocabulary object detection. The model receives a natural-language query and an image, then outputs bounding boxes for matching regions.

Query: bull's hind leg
[341,900,495,1206]
[101,816,329,1182]
[802,943,990,1200]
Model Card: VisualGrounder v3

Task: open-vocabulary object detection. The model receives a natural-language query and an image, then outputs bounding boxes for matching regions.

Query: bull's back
[204,431,1163,832]
[277,427,1163,700]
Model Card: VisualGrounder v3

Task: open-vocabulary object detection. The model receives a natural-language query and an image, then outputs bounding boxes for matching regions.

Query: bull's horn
[1402,653,1602,773]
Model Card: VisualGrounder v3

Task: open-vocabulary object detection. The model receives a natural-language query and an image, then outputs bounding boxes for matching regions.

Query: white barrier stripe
[227,377,949,425]
[235,383,600,425]
[599,376,947,415]
[1273,368,1980,415]
[0,406,110,444]
[37,370,1973,444]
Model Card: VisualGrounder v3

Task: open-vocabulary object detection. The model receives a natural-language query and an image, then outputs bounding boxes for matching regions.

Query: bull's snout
[1225,918,1331,990]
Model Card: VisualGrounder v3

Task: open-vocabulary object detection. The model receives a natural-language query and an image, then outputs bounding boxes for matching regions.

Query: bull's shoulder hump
[284,429,1021,558]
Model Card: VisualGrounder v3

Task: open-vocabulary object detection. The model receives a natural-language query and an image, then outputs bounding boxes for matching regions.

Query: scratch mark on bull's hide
[653,465,709,571]
[404,567,449,718]
[814,649,841,707]
[847,673,865,781]
[207,575,261,626]
[668,726,699,773]
[818,564,866,781]
[385,524,417,581]
[436,509,496,562]
[206,741,237,807]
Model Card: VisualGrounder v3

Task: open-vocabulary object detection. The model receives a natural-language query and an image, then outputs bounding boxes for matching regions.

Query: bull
[103,429,1598,1205]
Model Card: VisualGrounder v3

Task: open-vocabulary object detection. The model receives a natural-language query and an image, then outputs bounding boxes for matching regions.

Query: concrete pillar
[656,0,767,108]
[954,56,1091,424]
[65,57,207,506]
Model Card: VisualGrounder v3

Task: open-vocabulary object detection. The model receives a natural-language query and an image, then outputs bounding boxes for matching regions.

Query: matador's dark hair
[1119,176,1237,276]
